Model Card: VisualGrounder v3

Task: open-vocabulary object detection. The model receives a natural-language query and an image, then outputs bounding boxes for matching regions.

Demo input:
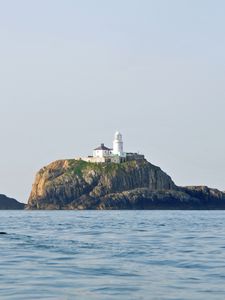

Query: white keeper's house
[76,131,144,164]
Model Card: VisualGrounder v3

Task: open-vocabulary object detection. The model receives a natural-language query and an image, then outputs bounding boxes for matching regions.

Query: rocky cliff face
[0,194,25,210]
[27,159,176,209]
[27,158,225,210]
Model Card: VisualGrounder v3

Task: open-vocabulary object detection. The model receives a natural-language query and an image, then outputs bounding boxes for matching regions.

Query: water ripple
[1,211,225,299]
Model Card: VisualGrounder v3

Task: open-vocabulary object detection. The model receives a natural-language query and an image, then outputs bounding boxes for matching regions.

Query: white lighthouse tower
[113,131,125,157]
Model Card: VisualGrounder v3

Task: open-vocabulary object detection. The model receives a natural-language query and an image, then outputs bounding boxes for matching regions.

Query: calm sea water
[1,211,225,300]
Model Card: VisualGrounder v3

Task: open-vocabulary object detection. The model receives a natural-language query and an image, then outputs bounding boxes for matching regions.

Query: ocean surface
[1,211,225,300]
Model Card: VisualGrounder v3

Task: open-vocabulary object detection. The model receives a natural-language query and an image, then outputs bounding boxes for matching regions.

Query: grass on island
[66,159,138,177]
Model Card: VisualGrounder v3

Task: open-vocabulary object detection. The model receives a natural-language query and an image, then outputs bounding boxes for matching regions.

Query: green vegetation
[66,159,140,177]
[67,159,90,176]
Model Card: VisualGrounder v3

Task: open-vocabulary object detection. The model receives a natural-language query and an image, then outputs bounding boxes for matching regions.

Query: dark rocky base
[27,186,225,210]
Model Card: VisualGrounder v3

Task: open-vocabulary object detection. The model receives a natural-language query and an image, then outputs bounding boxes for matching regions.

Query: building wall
[76,156,121,164]
[93,149,112,158]
[126,153,145,161]
[80,156,106,163]
[76,153,144,164]
[109,156,121,163]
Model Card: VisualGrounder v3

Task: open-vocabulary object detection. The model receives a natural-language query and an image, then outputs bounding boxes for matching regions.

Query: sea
[1,211,225,300]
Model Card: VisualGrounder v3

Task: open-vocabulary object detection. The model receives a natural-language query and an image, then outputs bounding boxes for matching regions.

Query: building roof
[94,143,111,151]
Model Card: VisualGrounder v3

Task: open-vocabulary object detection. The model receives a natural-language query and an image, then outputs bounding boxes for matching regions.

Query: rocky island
[0,194,25,210]
[26,131,225,210]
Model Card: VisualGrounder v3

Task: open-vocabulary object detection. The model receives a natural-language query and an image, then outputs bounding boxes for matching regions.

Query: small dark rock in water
[0,232,7,235]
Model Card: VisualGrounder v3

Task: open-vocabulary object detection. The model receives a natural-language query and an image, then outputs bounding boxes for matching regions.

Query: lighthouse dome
[115,131,122,139]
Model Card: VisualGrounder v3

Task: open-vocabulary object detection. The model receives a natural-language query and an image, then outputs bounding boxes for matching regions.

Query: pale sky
[0,0,225,203]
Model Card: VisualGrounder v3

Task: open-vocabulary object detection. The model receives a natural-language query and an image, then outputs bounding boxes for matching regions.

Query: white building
[77,131,144,163]
[112,131,126,157]
[93,143,112,158]
[93,131,125,159]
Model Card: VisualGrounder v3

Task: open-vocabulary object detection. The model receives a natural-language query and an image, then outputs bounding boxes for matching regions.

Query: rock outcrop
[27,158,225,210]
[0,194,25,210]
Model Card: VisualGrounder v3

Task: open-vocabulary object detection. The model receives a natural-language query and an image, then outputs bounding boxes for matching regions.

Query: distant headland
[0,194,24,210]
[25,132,225,210]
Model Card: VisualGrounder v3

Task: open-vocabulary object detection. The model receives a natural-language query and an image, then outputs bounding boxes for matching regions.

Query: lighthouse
[77,130,144,163]
[113,131,125,157]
